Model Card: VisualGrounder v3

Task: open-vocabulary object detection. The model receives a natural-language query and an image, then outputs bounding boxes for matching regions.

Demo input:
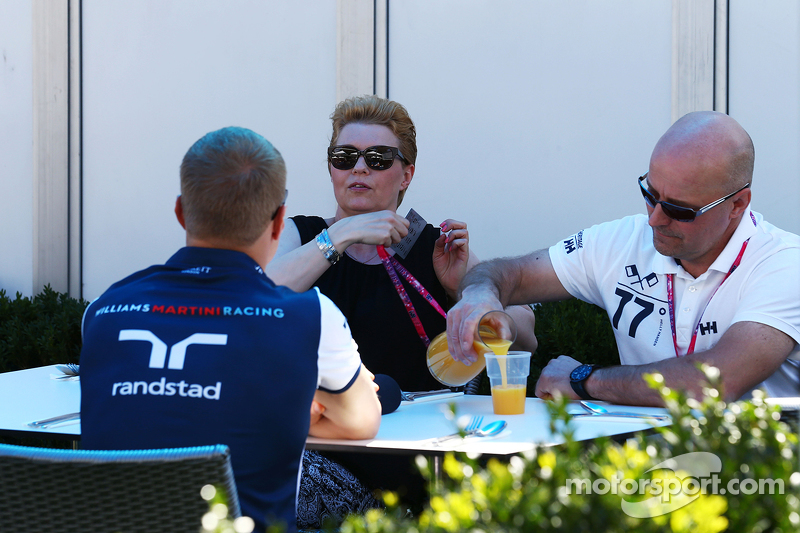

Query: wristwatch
[570,364,600,400]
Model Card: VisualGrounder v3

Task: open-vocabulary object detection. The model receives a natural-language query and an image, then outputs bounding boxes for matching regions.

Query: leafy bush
[342,367,799,533]
[0,286,88,373]
[530,299,619,383]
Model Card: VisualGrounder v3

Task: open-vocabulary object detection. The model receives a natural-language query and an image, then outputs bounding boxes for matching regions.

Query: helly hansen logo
[699,322,718,336]
[119,330,228,370]
[564,231,584,254]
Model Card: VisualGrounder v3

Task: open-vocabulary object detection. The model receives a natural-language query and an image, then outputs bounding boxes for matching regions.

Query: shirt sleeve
[731,246,800,345]
[314,288,363,393]
[548,223,606,307]
[548,215,649,310]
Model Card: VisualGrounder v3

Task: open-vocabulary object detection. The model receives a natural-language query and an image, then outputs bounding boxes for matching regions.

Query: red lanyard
[376,246,447,347]
[666,239,749,357]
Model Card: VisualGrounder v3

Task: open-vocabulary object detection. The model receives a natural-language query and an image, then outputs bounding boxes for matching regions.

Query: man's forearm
[458,249,570,306]
[587,321,797,405]
[585,360,707,407]
[458,260,505,302]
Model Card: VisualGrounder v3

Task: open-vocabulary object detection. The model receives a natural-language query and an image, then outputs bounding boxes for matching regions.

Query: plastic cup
[484,351,531,415]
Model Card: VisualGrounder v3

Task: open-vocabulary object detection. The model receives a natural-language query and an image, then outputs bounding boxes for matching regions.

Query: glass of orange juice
[426,311,517,387]
[484,351,531,415]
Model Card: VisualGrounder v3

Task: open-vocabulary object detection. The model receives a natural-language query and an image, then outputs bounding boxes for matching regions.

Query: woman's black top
[292,215,449,392]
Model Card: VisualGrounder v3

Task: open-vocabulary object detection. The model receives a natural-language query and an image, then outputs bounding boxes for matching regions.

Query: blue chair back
[0,443,240,533]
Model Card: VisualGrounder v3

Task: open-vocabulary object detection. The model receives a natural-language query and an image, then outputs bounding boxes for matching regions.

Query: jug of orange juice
[426,311,516,387]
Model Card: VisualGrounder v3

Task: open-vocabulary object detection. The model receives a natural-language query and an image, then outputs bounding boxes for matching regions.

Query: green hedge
[530,298,619,379]
[0,286,88,374]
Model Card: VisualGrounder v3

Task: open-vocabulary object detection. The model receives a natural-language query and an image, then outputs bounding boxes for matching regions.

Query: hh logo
[563,231,584,255]
[625,265,658,290]
[699,322,718,336]
[119,330,227,370]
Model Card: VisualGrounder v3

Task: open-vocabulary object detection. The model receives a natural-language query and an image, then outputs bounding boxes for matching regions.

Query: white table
[306,392,672,456]
[0,364,81,441]
[1,365,674,454]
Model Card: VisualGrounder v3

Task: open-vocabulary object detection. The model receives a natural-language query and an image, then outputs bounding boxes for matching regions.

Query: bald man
[447,111,799,406]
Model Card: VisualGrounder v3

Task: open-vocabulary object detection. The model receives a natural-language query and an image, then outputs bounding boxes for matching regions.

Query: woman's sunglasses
[327,145,408,171]
[638,174,749,222]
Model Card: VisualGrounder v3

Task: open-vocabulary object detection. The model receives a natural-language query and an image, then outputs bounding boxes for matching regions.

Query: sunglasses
[327,145,408,171]
[638,174,750,222]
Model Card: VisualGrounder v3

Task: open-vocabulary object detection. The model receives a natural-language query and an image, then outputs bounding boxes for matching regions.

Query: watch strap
[570,377,596,401]
[316,229,341,265]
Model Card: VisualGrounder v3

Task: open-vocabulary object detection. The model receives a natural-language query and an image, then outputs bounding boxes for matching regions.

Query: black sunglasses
[327,145,408,171]
[638,174,749,222]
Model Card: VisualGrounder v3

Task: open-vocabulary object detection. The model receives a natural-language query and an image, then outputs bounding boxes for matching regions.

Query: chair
[464,373,483,395]
[0,443,240,533]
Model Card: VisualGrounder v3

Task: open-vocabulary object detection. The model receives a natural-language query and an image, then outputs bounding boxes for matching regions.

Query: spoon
[579,401,670,421]
[473,419,507,437]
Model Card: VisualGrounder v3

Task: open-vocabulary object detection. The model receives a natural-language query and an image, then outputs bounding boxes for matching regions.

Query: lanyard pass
[377,245,447,347]
[666,239,749,357]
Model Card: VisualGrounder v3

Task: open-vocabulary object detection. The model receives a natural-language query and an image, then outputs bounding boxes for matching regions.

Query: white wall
[728,0,800,234]
[0,0,33,297]
[390,0,673,259]
[81,0,338,299]
[3,1,799,299]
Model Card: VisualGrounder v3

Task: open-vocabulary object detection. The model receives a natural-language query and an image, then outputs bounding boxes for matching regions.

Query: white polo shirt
[549,207,800,398]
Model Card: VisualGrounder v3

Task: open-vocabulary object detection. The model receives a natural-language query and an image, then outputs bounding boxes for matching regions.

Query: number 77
[612,288,654,338]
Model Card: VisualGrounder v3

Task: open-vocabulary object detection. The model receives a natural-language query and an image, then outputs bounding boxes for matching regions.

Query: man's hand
[534,355,583,400]
[447,249,571,364]
[446,285,504,365]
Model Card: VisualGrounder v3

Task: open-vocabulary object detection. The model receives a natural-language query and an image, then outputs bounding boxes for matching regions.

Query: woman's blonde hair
[330,95,417,207]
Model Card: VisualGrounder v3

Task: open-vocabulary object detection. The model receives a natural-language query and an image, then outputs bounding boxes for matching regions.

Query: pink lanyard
[376,245,447,347]
[666,239,749,357]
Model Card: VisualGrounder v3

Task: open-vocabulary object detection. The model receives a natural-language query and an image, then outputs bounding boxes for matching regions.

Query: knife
[571,413,670,421]
[28,412,81,428]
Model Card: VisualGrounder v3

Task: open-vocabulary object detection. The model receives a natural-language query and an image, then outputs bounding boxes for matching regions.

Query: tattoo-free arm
[447,249,572,363]
[577,321,796,406]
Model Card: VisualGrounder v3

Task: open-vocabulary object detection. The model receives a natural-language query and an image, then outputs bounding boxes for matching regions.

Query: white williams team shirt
[314,288,363,393]
[549,207,800,398]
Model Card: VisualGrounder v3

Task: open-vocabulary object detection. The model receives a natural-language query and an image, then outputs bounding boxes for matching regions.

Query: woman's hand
[328,210,410,250]
[433,219,474,299]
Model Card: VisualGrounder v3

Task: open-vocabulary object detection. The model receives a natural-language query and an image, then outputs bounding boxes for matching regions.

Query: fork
[434,415,484,444]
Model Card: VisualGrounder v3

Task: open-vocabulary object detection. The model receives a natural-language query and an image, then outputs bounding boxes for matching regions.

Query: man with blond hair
[80,127,381,531]
[447,112,799,405]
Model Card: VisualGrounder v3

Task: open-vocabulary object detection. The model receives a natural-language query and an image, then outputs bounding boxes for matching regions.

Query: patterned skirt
[296,450,382,530]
